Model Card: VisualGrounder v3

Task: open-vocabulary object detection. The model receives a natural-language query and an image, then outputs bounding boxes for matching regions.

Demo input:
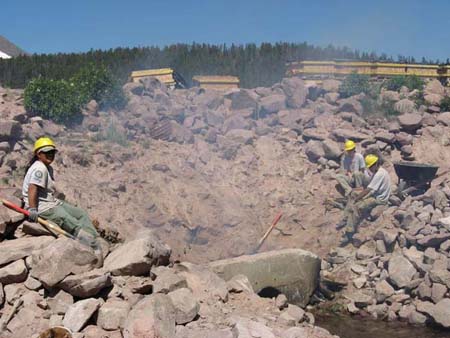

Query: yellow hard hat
[34,137,57,153]
[365,154,379,168]
[344,140,356,151]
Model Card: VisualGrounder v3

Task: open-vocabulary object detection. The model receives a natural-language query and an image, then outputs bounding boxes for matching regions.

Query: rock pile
[323,181,450,328]
[0,220,336,338]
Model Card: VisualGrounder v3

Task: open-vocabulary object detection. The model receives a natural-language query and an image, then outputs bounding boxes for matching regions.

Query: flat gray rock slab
[209,248,320,307]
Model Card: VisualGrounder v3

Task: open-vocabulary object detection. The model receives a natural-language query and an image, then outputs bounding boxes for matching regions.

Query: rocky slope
[2,75,450,335]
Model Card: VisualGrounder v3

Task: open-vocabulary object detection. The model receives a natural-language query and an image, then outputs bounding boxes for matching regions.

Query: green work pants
[343,197,385,234]
[335,172,370,196]
[40,201,98,237]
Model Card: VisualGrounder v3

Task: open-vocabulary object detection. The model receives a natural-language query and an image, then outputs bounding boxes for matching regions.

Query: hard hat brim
[37,146,57,153]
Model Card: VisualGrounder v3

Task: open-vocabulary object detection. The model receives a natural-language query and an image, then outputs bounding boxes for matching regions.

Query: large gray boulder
[59,269,112,298]
[0,236,54,266]
[104,232,171,276]
[437,112,450,126]
[175,262,229,303]
[0,259,28,285]
[168,288,199,324]
[388,255,417,288]
[398,113,423,132]
[430,299,450,328]
[209,249,320,307]
[305,140,325,163]
[281,77,307,108]
[227,89,259,111]
[63,298,102,332]
[97,298,130,331]
[259,94,286,115]
[425,79,445,96]
[31,238,100,288]
[123,294,176,338]
[232,318,275,338]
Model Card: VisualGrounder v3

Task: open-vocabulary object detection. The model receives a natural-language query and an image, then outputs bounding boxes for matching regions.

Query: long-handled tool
[253,211,283,253]
[1,199,76,240]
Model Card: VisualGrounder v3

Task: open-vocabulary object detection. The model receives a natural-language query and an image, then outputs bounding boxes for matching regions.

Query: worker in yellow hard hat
[22,137,100,250]
[338,154,392,246]
[335,140,369,197]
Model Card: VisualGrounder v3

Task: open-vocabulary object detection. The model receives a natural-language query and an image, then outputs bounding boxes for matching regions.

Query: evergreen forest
[0,42,438,89]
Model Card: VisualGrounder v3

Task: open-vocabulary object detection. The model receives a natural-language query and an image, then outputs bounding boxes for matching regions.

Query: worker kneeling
[22,137,100,249]
[339,154,391,246]
[335,140,369,196]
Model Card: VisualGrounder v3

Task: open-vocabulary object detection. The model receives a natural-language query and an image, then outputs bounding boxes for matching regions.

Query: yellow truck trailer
[192,75,240,90]
[130,68,186,88]
[286,60,450,80]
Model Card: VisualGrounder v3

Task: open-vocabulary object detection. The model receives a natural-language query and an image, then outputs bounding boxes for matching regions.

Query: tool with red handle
[1,199,76,240]
[253,211,283,253]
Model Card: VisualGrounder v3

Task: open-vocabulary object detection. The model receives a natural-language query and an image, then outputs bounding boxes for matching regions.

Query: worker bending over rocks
[335,140,370,197]
[22,137,99,247]
[339,154,391,246]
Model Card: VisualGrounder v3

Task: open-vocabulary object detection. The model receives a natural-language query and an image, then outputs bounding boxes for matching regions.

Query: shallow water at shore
[315,314,449,338]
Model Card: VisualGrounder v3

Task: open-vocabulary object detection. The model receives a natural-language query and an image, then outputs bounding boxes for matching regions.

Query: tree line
[0,42,441,89]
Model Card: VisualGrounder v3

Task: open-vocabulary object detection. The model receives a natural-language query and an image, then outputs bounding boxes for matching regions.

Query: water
[315,314,450,338]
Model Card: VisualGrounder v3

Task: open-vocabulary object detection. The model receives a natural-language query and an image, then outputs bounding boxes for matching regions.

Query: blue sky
[2,0,450,61]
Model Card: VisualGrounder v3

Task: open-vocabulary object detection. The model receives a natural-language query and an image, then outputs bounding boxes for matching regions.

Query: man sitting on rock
[339,154,391,246]
[335,140,369,197]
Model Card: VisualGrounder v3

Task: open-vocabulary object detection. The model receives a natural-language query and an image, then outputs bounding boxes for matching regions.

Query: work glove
[76,228,98,248]
[28,208,39,222]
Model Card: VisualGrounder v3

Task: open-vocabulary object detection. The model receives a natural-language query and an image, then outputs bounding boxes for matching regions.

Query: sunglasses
[40,150,57,156]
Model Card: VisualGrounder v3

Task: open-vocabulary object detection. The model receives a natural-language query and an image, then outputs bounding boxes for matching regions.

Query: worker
[339,154,391,246]
[22,137,99,247]
[335,140,368,197]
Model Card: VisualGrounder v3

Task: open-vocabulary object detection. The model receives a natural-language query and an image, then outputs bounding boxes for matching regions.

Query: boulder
[222,114,250,133]
[431,283,447,304]
[232,318,275,338]
[281,77,307,108]
[209,249,320,307]
[0,260,28,285]
[97,298,130,331]
[394,99,416,114]
[123,294,176,338]
[338,98,363,115]
[168,288,199,324]
[321,139,341,161]
[375,280,395,303]
[227,89,259,111]
[31,238,100,288]
[430,299,450,328]
[417,233,450,248]
[153,270,187,294]
[331,128,369,142]
[104,233,171,276]
[398,113,423,132]
[82,326,122,338]
[388,255,417,288]
[259,94,287,115]
[175,262,229,303]
[225,129,254,145]
[59,269,112,298]
[305,140,325,163]
[47,290,74,315]
[425,79,445,96]
[0,236,54,266]
[437,112,450,126]
[425,94,443,106]
[63,298,102,332]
